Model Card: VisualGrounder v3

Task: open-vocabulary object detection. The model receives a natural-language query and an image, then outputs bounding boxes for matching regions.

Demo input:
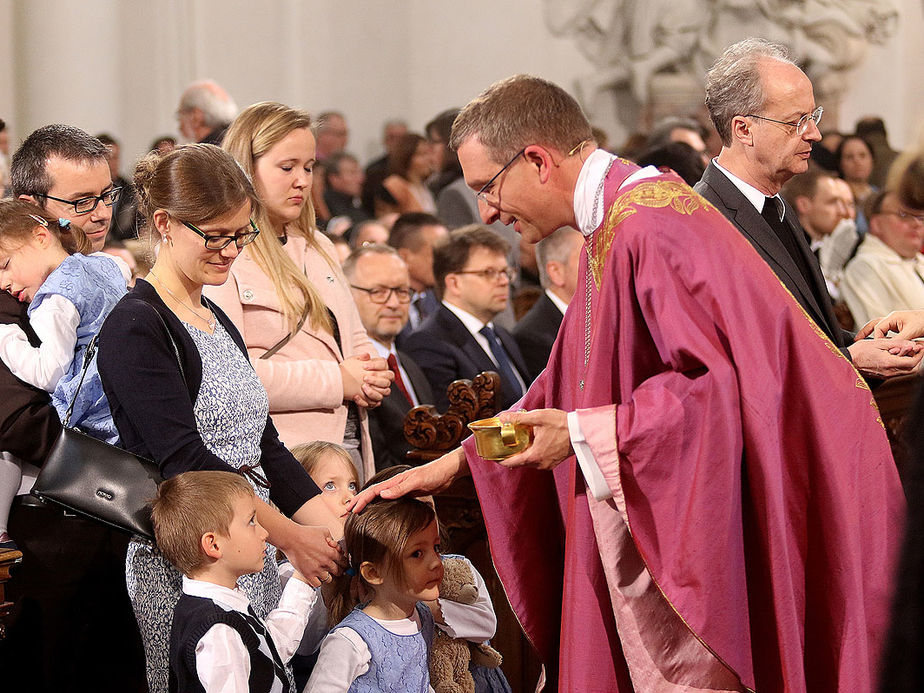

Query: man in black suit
[344,245,434,471]
[694,37,921,379]
[513,227,583,381]
[403,225,529,412]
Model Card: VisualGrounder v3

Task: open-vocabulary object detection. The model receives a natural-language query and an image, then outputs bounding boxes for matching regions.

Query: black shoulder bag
[30,308,183,539]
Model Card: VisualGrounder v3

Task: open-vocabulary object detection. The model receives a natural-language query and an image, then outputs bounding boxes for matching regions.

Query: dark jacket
[0,292,61,464]
[97,279,317,515]
[513,292,565,382]
[368,350,434,471]
[403,304,529,412]
[694,161,849,349]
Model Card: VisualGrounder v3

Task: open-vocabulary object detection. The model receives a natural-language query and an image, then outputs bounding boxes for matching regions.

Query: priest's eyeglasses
[476,148,526,204]
[33,187,123,215]
[181,219,261,250]
[745,106,823,136]
[350,285,413,303]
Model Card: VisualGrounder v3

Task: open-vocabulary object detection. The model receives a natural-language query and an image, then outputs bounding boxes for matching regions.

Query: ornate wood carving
[0,548,22,640]
[404,372,502,461]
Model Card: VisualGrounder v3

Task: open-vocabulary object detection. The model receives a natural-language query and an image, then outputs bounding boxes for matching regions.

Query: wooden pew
[403,371,541,693]
[0,548,22,640]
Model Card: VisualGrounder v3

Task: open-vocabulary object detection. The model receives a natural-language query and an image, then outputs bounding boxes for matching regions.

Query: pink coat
[205,232,376,483]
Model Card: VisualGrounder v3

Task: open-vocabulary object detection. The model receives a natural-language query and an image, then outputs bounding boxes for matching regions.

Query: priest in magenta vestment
[352,75,914,692]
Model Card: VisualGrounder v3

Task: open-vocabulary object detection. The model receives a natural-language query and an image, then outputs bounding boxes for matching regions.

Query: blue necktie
[479,325,524,398]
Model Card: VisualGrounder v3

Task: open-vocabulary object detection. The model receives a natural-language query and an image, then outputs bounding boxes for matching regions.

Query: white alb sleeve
[568,410,614,501]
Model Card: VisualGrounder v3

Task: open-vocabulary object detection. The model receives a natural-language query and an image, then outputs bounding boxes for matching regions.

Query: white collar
[861,234,924,265]
[182,575,252,612]
[545,288,569,315]
[574,149,618,236]
[712,158,784,220]
[442,300,491,336]
[370,338,396,360]
[573,150,661,236]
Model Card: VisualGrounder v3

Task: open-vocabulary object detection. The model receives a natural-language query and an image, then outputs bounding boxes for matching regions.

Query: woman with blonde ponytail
[209,102,392,484]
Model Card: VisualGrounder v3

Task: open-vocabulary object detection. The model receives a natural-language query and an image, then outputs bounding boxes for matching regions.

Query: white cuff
[567,410,613,501]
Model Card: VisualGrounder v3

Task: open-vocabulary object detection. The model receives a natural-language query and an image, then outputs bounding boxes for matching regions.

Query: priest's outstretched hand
[497,408,573,470]
[348,447,470,514]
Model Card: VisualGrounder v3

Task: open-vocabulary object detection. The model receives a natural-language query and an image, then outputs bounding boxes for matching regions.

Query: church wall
[0,0,921,170]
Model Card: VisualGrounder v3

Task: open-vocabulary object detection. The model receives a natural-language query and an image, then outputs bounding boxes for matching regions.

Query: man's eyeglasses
[452,267,516,283]
[181,219,261,250]
[881,209,924,225]
[33,187,122,215]
[350,285,413,304]
[745,106,823,136]
[476,148,526,204]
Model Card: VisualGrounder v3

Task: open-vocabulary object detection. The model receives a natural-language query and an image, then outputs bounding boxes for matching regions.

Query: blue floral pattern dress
[125,320,282,693]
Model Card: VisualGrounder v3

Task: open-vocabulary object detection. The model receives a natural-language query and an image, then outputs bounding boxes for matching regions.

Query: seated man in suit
[694,37,920,379]
[403,225,530,412]
[513,226,583,381]
[344,245,434,471]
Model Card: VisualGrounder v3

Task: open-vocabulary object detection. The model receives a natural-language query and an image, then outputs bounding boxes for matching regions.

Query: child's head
[291,441,358,521]
[328,496,442,625]
[152,471,267,581]
[0,199,92,302]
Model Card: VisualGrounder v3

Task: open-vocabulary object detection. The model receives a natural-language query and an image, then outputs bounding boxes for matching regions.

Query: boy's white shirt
[182,575,316,692]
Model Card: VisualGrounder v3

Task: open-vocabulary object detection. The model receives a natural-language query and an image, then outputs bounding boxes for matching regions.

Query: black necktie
[479,325,524,398]
[762,197,815,284]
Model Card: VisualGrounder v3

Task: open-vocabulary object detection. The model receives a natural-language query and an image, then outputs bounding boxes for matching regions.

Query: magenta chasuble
[461,161,904,692]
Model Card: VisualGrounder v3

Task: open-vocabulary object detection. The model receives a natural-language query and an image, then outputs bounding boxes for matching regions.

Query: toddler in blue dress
[0,200,126,548]
[306,495,442,692]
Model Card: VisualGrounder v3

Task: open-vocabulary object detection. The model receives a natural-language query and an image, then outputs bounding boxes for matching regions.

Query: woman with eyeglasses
[208,102,392,485]
[97,143,344,693]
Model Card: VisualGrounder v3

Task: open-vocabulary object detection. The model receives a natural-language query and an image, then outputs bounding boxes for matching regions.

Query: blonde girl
[210,102,393,484]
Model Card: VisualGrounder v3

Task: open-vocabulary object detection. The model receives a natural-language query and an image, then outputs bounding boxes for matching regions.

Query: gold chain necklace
[148,270,216,331]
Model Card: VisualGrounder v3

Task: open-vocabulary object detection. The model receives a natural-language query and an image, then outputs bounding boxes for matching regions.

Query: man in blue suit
[403,225,530,412]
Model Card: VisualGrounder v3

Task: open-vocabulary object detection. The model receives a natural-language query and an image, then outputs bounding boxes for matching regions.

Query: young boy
[152,470,316,693]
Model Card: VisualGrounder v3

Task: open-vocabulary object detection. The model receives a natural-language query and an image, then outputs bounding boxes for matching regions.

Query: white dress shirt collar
[370,338,395,360]
[712,158,784,220]
[442,300,490,335]
[545,288,569,316]
[574,149,661,236]
[182,575,251,612]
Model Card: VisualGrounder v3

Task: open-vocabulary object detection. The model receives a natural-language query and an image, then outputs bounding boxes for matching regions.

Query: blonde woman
[208,102,392,484]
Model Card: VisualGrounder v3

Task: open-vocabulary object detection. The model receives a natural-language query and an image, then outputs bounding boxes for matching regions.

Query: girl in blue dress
[308,497,442,692]
[0,200,126,549]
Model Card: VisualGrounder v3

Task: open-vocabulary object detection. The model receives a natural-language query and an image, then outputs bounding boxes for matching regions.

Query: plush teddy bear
[429,556,503,693]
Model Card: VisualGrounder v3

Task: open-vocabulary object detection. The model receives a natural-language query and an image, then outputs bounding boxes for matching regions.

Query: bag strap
[64,304,186,427]
[259,304,309,360]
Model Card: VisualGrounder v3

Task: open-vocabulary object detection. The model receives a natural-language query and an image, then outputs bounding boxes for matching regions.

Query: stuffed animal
[429,556,503,693]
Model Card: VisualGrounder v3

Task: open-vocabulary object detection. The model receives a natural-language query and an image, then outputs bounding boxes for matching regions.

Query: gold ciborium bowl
[467,416,533,460]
